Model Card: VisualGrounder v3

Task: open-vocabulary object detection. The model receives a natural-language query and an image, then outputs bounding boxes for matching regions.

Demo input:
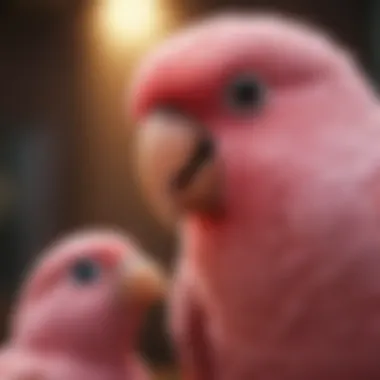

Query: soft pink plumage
[0,230,166,380]
[130,12,380,380]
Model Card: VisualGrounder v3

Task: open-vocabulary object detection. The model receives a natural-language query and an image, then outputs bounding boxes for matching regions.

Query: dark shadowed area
[0,0,376,377]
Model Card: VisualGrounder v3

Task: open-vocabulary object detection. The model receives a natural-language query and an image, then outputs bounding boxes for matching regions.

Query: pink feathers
[0,230,166,380]
[130,12,380,380]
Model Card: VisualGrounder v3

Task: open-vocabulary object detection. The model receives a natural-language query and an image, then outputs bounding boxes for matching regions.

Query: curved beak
[122,255,167,306]
[134,110,223,225]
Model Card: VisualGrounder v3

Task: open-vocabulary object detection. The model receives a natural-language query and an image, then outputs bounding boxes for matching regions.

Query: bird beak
[134,110,224,226]
[123,256,167,306]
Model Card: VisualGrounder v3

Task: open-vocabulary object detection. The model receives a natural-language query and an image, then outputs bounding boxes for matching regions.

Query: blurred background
[0,0,376,377]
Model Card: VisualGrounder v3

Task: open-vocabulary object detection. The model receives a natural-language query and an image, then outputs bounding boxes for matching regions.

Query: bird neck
[11,312,141,364]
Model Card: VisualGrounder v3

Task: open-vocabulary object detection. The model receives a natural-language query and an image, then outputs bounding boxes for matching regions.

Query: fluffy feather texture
[130,11,380,380]
[0,230,152,380]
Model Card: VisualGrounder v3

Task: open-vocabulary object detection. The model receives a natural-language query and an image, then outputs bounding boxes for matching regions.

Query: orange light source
[98,0,165,49]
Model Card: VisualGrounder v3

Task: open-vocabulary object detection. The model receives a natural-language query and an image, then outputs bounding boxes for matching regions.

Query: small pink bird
[0,230,167,380]
[130,11,380,380]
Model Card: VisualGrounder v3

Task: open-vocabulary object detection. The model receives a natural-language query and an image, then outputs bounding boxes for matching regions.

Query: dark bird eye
[70,258,101,285]
[226,74,266,112]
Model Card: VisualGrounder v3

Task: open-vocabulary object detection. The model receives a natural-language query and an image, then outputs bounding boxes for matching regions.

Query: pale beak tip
[128,262,168,304]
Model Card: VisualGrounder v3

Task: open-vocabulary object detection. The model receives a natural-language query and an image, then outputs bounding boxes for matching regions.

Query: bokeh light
[97,0,166,50]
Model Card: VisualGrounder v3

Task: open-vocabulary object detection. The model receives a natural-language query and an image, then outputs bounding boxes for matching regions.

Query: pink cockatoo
[129,11,380,380]
[0,230,167,380]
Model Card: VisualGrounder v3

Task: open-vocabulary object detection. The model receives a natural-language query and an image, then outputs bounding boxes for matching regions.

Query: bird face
[12,231,167,353]
[130,14,368,226]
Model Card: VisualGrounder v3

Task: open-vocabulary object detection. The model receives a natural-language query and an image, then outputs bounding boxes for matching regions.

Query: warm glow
[98,0,165,48]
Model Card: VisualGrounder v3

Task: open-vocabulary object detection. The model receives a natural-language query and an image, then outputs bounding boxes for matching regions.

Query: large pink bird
[0,230,166,380]
[130,12,380,380]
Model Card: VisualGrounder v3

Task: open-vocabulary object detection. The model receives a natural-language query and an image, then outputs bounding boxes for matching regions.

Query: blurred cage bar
[369,0,380,86]
[0,126,61,287]
[0,0,376,370]
[0,1,81,339]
